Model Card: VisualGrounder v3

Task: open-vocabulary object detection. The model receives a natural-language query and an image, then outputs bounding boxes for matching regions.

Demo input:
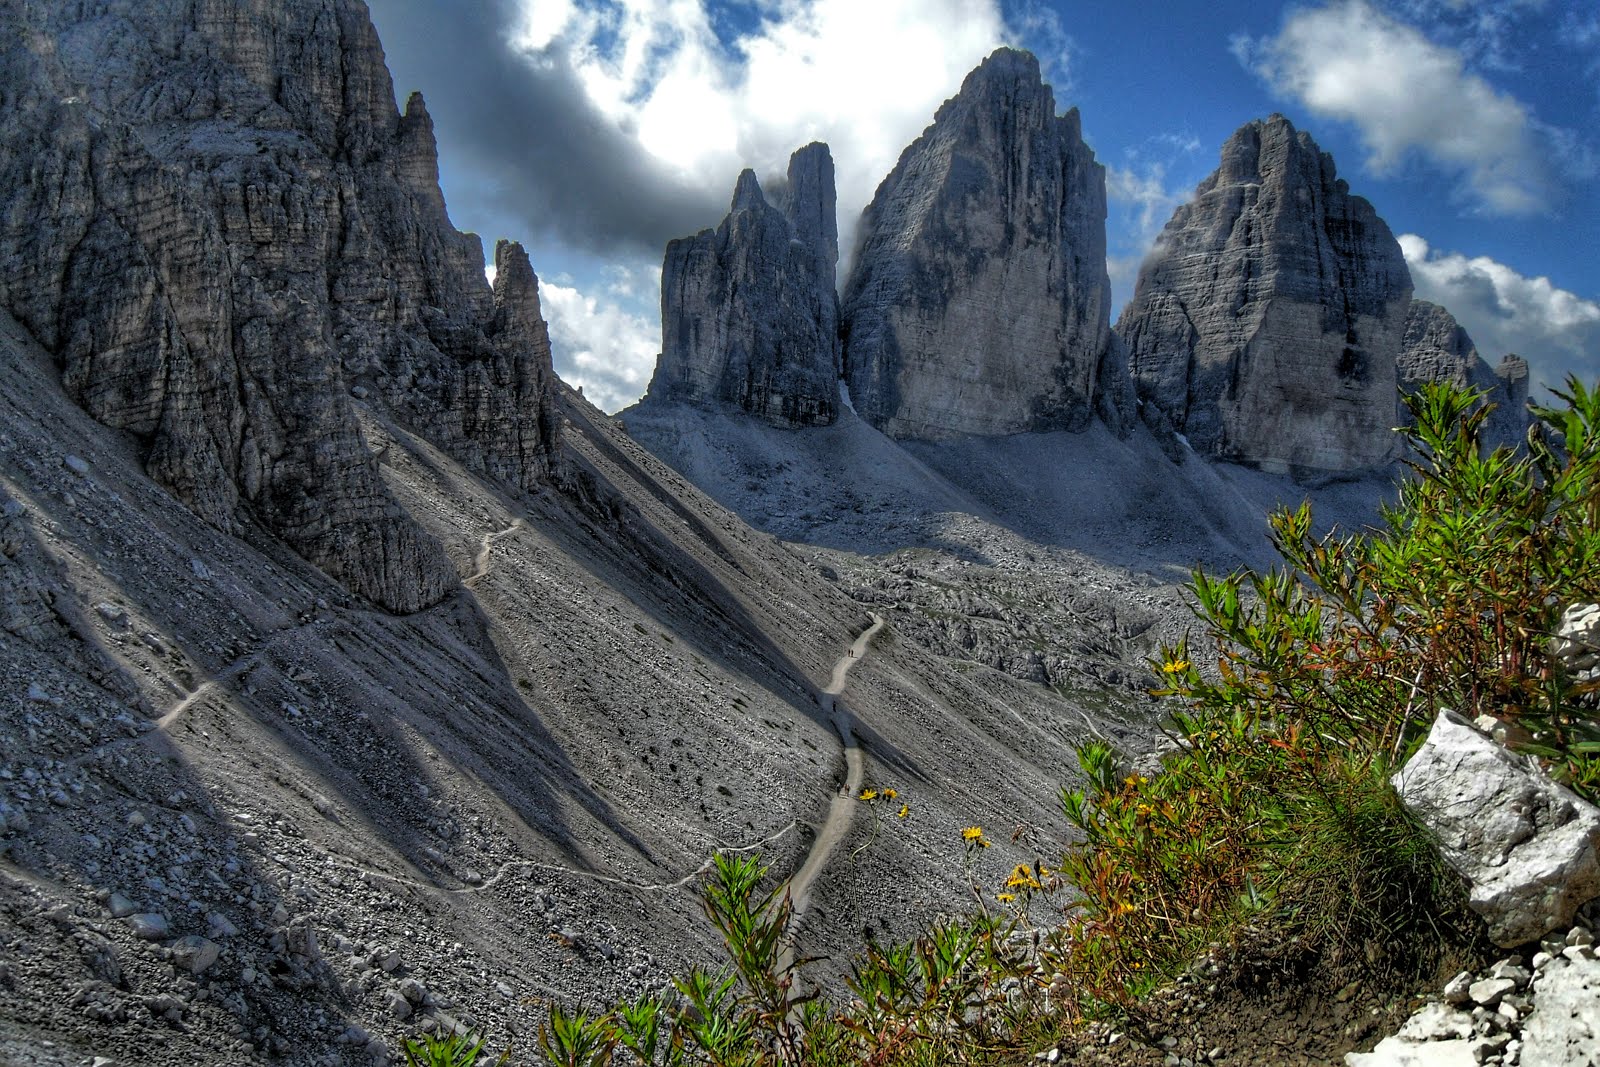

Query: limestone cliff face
[0,0,559,612]
[647,143,841,427]
[1117,115,1411,474]
[841,48,1129,440]
[1399,300,1530,449]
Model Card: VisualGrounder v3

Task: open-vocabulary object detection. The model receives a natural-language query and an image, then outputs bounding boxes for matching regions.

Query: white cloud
[495,0,1083,409]
[510,0,1017,259]
[1236,0,1550,214]
[540,267,662,413]
[1104,133,1204,312]
[1399,233,1600,392]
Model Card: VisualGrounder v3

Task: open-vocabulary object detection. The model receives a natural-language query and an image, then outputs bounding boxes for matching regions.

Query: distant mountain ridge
[639,52,1529,474]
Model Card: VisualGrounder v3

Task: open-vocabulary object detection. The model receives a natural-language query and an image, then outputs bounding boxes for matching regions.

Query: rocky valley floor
[0,314,1182,1065]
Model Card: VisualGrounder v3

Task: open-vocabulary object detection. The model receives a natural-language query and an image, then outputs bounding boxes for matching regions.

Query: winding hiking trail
[465,518,526,586]
[777,611,886,975]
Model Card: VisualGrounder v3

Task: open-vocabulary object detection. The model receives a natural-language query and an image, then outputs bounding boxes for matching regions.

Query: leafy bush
[404,1031,511,1067]
[1056,379,1600,1001]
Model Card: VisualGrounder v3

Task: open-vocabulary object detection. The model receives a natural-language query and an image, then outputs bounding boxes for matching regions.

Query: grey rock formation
[1392,710,1600,947]
[1118,115,1411,474]
[1399,300,1530,450]
[1521,957,1600,1067]
[841,48,1130,440]
[646,143,840,427]
[0,0,559,613]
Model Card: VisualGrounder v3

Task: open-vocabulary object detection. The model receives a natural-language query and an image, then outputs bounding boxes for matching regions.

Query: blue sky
[368,0,1600,411]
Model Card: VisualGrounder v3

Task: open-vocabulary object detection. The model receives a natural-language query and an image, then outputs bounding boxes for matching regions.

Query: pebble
[1468,978,1515,1007]
[62,454,89,476]
[170,934,221,974]
[126,912,170,939]
[385,990,412,1020]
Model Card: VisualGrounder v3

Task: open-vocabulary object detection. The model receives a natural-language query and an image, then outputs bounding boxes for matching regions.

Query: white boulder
[1392,710,1600,947]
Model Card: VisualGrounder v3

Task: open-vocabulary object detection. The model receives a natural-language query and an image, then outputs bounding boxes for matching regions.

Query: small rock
[1398,1003,1476,1041]
[398,978,428,1005]
[189,558,212,580]
[107,893,139,919]
[1488,961,1532,987]
[26,682,52,704]
[1469,978,1517,1007]
[169,935,221,975]
[1446,972,1478,1004]
[385,991,412,1020]
[126,913,170,940]
[1568,926,1595,948]
[63,454,89,476]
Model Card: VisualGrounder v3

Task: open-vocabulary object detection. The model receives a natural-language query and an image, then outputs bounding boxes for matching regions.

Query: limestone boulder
[1521,957,1600,1067]
[1392,710,1600,947]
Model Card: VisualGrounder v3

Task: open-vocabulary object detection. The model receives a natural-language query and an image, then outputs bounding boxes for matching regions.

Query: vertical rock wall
[840,48,1128,440]
[648,143,842,428]
[0,0,559,612]
[1117,115,1411,474]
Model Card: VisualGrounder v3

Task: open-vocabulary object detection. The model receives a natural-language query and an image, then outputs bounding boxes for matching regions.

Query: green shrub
[1055,379,1600,1003]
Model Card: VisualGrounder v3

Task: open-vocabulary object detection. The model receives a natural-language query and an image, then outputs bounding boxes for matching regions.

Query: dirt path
[465,519,525,586]
[777,612,885,974]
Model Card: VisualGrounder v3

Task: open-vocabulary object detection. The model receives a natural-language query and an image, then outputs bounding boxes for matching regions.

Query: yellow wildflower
[1161,659,1191,674]
[882,788,898,801]
[961,826,985,841]
[996,892,1017,903]
[858,788,878,802]
[897,804,909,819]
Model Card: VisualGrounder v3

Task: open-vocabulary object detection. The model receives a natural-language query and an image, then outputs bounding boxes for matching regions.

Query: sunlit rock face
[648,143,842,428]
[841,48,1131,441]
[1117,114,1411,475]
[1398,300,1530,450]
[0,0,559,611]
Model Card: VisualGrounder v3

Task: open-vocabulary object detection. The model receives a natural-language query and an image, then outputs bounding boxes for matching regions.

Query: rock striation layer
[0,0,559,612]
[841,48,1131,440]
[1399,300,1530,450]
[1118,115,1411,474]
[647,143,841,427]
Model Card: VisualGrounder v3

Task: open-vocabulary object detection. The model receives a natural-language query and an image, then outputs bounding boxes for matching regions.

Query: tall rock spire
[646,142,842,427]
[0,0,560,612]
[840,48,1130,440]
[1116,114,1412,474]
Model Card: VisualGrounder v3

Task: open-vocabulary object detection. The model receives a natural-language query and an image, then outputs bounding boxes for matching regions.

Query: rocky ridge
[841,47,1134,440]
[0,0,559,614]
[1118,114,1413,475]
[645,144,841,427]
[1399,300,1531,450]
